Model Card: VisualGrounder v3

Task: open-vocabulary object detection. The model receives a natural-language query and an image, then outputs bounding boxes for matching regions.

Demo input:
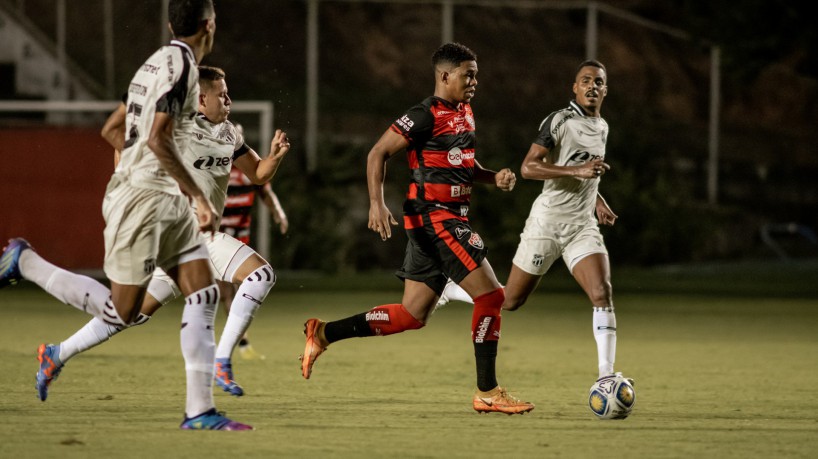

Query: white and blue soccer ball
[588,373,635,419]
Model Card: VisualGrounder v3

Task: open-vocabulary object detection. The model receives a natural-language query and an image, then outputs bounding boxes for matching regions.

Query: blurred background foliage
[10,0,818,272]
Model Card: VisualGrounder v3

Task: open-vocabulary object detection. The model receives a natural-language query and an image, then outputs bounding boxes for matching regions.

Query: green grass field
[1,271,817,458]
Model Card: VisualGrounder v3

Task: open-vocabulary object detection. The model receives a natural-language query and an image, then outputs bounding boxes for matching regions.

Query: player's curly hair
[432,42,477,68]
[169,0,214,38]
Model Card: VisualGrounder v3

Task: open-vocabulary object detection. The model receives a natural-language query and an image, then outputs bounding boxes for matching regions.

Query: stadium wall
[0,127,110,270]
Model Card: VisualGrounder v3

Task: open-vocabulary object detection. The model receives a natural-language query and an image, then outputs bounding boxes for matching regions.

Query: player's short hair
[575,60,607,81]
[169,0,214,38]
[432,43,477,69]
[198,65,225,90]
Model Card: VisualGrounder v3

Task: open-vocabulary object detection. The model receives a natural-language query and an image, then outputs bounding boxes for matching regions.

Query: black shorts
[395,209,488,295]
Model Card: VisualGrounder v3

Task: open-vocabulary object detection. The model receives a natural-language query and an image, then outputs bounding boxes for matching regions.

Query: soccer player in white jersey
[2,67,289,402]
[104,66,289,396]
[0,0,253,431]
[438,60,630,385]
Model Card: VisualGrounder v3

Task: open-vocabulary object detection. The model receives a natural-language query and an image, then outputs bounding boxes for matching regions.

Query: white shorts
[102,178,203,285]
[152,230,256,287]
[512,217,608,276]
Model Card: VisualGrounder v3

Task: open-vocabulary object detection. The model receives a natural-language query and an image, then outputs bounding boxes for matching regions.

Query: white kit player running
[437,60,631,386]
[2,67,290,400]
[129,66,290,397]
[0,0,254,431]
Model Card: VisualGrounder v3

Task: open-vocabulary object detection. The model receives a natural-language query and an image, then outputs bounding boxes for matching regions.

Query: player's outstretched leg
[180,408,253,431]
[35,343,63,402]
[299,318,328,379]
[473,387,535,415]
[214,358,244,396]
[0,238,30,288]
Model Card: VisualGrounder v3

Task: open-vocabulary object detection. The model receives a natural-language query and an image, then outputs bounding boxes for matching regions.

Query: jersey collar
[170,39,194,59]
[569,100,590,117]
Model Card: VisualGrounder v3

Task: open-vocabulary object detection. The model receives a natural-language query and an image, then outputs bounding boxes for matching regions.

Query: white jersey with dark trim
[116,40,200,194]
[528,100,609,225]
[185,114,249,220]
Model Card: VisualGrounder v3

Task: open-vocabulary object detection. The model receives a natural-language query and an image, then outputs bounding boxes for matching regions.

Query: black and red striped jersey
[219,166,259,244]
[389,96,476,218]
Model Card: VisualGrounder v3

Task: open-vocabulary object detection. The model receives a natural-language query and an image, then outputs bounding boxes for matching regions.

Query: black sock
[474,341,498,392]
[324,313,373,343]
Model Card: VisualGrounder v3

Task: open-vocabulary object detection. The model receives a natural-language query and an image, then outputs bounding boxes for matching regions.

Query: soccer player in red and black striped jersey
[299,42,534,414]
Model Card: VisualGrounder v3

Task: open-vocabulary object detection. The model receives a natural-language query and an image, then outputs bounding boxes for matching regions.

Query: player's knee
[588,281,612,306]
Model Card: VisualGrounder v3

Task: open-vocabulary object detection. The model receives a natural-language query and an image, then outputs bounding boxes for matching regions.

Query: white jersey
[116,40,200,194]
[186,114,249,220]
[527,100,609,225]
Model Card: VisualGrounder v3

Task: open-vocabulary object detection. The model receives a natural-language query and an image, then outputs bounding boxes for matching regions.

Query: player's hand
[269,129,291,160]
[368,202,398,241]
[194,196,219,236]
[596,199,618,226]
[578,159,610,180]
[495,168,516,191]
[273,209,289,234]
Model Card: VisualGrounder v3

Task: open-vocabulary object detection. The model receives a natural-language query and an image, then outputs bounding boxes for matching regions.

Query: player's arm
[259,183,288,234]
[595,193,618,226]
[148,112,217,233]
[233,129,290,185]
[366,129,406,241]
[474,160,516,191]
[101,102,127,152]
[520,143,609,181]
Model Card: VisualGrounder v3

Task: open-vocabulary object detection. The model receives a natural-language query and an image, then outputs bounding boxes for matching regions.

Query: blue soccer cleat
[180,409,253,431]
[0,238,32,289]
[214,358,244,396]
[35,343,63,402]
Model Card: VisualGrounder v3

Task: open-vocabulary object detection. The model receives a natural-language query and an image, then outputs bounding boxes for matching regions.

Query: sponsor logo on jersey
[128,82,147,96]
[551,112,575,135]
[448,147,463,166]
[365,310,391,322]
[454,226,470,239]
[140,63,160,74]
[450,185,472,198]
[460,206,469,217]
[193,156,231,170]
[468,232,484,249]
[532,254,544,267]
[474,316,492,343]
[465,114,475,128]
[395,115,414,131]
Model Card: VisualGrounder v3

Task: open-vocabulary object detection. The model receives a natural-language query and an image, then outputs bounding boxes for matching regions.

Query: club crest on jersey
[532,254,544,267]
[468,232,484,250]
[143,258,156,275]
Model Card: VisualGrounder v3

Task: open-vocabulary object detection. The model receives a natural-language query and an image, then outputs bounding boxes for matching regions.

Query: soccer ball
[588,373,635,419]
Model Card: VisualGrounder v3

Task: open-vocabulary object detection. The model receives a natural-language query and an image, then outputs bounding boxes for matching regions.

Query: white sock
[19,250,110,318]
[59,318,121,363]
[593,306,617,377]
[443,281,474,303]
[181,284,219,417]
[59,312,152,363]
[215,265,275,359]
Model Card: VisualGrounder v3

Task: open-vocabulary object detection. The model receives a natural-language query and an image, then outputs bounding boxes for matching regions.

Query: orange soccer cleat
[299,318,328,379]
[473,386,535,415]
